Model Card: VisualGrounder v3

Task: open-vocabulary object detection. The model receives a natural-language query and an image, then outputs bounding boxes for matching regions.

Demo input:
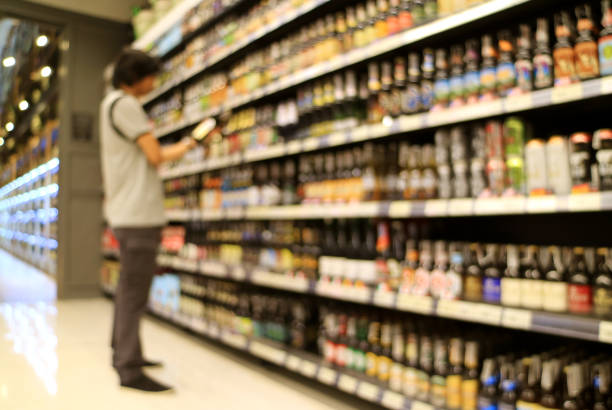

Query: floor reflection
[1,302,58,395]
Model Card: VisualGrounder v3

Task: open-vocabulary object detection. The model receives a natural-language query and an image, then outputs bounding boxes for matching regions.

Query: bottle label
[594,286,612,316]
[501,277,522,307]
[404,366,419,397]
[533,54,553,89]
[568,284,593,313]
[402,85,421,113]
[366,352,379,377]
[450,75,465,100]
[413,267,431,296]
[336,343,348,367]
[497,61,517,96]
[378,356,392,382]
[477,396,498,410]
[324,340,337,363]
[597,149,612,190]
[482,277,502,303]
[515,59,533,91]
[446,374,463,408]
[417,370,431,401]
[464,70,480,96]
[431,375,447,407]
[600,35,612,76]
[570,151,591,186]
[399,10,413,30]
[345,347,355,369]
[520,279,544,310]
[390,362,405,392]
[421,81,434,110]
[434,78,451,105]
[354,350,367,373]
[444,269,463,300]
[464,276,483,301]
[462,379,479,410]
[430,268,448,299]
[553,46,577,86]
[575,41,600,79]
[542,281,568,312]
[479,66,497,93]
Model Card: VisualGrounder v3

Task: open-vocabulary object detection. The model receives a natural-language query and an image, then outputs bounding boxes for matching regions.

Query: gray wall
[3,1,130,298]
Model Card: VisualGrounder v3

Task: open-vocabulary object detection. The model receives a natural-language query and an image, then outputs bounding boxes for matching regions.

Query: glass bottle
[594,248,612,317]
[542,246,569,313]
[464,243,483,302]
[568,247,593,314]
[403,52,422,114]
[389,321,405,392]
[497,29,517,97]
[534,18,554,89]
[478,358,499,410]
[553,11,578,86]
[417,331,434,402]
[445,242,465,300]
[520,245,544,310]
[421,48,436,111]
[462,341,480,410]
[431,336,449,408]
[600,0,612,76]
[515,24,534,93]
[501,244,522,307]
[480,34,498,101]
[404,322,420,397]
[450,44,466,108]
[574,4,600,80]
[464,38,481,104]
[434,48,451,108]
[482,243,503,304]
[446,337,464,410]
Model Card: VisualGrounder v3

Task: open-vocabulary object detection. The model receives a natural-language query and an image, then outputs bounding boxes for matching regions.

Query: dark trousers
[111,227,162,383]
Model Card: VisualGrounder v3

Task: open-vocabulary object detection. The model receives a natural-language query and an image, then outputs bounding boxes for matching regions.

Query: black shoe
[139,359,163,368]
[121,375,173,392]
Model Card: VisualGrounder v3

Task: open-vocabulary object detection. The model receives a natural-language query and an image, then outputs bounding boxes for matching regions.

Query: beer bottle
[478,357,499,409]
[431,336,450,407]
[464,38,481,104]
[434,48,451,108]
[568,247,593,314]
[464,243,484,302]
[574,4,600,80]
[499,359,519,410]
[366,316,382,378]
[417,330,434,402]
[540,359,563,410]
[520,245,544,310]
[501,244,522,307]
[450,44,466,108]
[482,243,503,304]
[516,355,543,409]
[378,320,394,383]
[447,337,464,410]
[515,24,533,93]
[600,0,612,76]
[445,242,465,300]
[390,321,406,392]
[594,248,612,317]
[462,341,480,410]
[421,49,436,111]
[403,52,422,114]
[497,30,517,97]
[542,246,569,313]
[534,18,554,89]
[553,11,578,86]
[404,322,420,397]
[480,34,498,101]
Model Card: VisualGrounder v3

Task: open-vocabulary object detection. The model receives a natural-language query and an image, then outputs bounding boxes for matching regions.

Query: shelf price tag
[286,355,302,371]
[398,115,422,131]
[568,193,601,212]
[599,321,612,343]
[551,83,583,104]
[505,93,534,112]
[424,200,448,216]
[286,140,302,155]
[251,341,286,365]
[300,360,318,378]
[304,137,319,152]
[329,132,346,147]
[412,401,434,410]
[602,76,612,94]
[389,201,412,218]
[357,381,380,402]
[381,390,406,410]
[396,294,434,314]
[474,304,503,325]
[317,367,338,386]
[338,374,358,394]
[221,332,248,350]
[352,126,370,142]
[527,196,558,213]
[448,198,473,216]
[474,198,505,215]
[373,290,396,308]
[437,299,463,319]
[502,308,533,330]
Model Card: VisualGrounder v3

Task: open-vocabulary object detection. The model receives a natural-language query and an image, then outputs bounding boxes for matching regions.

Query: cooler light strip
[0,229,57,249]
[0,158,59,199]
[0,208,59,223]
[0,184,58,211]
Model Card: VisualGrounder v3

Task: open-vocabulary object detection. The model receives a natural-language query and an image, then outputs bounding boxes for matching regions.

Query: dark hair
[112,49,160,88]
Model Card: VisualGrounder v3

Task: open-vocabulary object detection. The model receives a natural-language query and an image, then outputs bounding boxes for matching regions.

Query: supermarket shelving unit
[102,0,612,408]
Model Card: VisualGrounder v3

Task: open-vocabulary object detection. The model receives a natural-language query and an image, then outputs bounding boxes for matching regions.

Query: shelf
[157,255,612,345]
[143,0,330,105]
[159,75,612,169]
[164,192,612,222]
[148,0,536,113]
[133,0,203,51]
[101,286,436,410]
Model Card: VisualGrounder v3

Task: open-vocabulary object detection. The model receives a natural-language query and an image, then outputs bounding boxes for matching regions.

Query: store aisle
[0,251,371,410]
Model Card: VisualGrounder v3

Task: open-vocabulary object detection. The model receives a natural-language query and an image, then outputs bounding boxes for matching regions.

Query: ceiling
[25,0,140,23]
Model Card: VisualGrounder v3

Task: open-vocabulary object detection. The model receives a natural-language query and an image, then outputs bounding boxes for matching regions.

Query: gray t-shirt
[100,89,166,228]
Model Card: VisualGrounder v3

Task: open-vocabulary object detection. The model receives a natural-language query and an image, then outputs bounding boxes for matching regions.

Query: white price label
[426,111,447,127]
[337,374,358,394]
[602,76,612,94]
[347,287,372,304]
[304,137,319,152]
[474,198,505,215]
[221,332,248,350]
[329,132,346,147]
[424,200,448,216]
[502,308,533,330]
[551,83,583,104]
[500,197,526,214]
[373,290,396,308]
[396,294,434,314]
[381,390,406,409]
[232,266,247,280]
[251,341,286,365]
[412,401,434,410]
[527,196,558,213]
[448,198,473,216]
[201,261,226,277]
[286,355,302,371]
[192,318,207,334]
[357,381,380,402]
[505,93,534,112]
[300,360,318,378]
[208,324,220,339]
[317,367,338,386]
[437,299,463,319]
[352,126,370,142]
[369,123,388,138]
[599,321,612,343]
[287,140,302,154]
[398,115,422,131]
[388,201,412,218]
[464,100,503,120]
[568,193,601,212]
[474,304,503,325]
[226,207,243,220]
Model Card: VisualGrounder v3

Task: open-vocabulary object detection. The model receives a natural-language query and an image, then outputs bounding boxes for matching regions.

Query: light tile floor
[0,250,376,410]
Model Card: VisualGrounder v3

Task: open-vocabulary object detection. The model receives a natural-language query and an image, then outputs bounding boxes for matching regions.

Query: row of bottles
[160,219,612,318]
[164,117,612,211]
